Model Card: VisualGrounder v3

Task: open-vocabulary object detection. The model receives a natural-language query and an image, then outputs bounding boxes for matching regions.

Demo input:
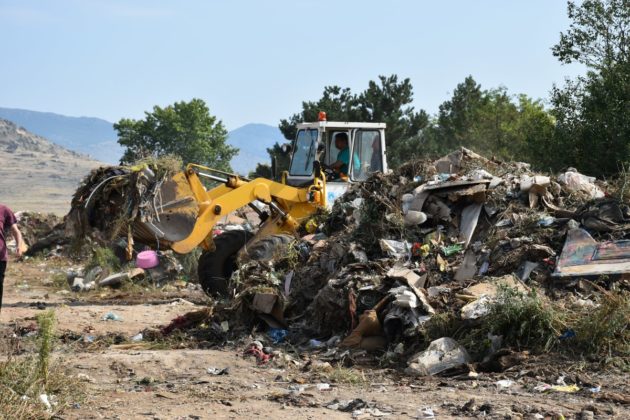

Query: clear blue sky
[1,0,584,130]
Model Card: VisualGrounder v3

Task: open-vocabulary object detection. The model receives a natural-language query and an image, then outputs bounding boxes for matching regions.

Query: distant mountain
[0,118,104,214]
[0,107,122,164]
[0,107,284,175]
[227,123,285,175]
[0,118,73,156]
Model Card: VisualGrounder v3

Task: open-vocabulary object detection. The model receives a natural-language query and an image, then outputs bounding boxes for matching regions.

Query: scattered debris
[406,337,471,376]
[101,312,123,322]
[18,148,630,383]
[554,228,630,277]
[206,367,230,375]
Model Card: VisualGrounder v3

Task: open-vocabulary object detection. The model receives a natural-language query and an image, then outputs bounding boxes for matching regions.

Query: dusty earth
[1,257,628,420]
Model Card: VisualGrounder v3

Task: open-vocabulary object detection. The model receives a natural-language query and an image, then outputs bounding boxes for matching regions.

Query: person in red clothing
[0,204,26,313]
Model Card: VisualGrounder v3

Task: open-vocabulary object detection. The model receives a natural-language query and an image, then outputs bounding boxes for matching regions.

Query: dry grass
[50,272,68,290]
[0,123,103,215]
[0,310,84,419]
[419,285,629,365]
[327,366,366,385]
[570,286,630,362]
[603,162,630,204]
[134,154,184,178]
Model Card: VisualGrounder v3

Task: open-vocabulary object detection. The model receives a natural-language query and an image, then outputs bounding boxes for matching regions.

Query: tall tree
[356,75,429,148]
[279,86,359,141]
[552,0,630,71]
[248,142,294,180]
[550,61,630,176]
[115,99,237,171]
[514,95,557,167]
[548,0,630,176]
[426,76,555,163]
[248,162,272,179]
[434,76,486,153]
[472,88,521,158]
[279,75,428,168]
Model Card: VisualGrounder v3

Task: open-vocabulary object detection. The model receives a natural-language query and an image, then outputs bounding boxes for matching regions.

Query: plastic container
[136,250,159,269]
[404,210,428,226]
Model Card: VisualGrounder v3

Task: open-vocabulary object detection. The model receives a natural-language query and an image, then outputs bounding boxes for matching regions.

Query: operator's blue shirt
[337,148,361,175]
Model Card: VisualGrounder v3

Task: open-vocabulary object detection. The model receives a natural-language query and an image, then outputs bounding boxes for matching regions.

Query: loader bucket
[133,172,199,245]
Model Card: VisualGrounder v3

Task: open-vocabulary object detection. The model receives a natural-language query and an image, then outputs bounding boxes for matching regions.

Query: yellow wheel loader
[137,115,387,296]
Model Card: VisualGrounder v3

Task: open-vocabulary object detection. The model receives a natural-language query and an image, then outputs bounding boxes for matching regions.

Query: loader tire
[240,234,295,263]
[198,230,253,297]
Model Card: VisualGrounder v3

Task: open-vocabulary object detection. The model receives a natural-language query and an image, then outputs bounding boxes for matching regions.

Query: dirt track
[1,258,628,419]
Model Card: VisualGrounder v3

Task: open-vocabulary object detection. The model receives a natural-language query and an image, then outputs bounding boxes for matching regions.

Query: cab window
[289,129,318,176]
[325,131,347,167]
[351,130,382,180]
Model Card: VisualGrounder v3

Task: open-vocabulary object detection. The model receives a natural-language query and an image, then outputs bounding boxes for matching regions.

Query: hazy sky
[1,0,584,130]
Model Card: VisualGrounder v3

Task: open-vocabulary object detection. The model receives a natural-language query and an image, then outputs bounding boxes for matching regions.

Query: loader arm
[169,164,326,254]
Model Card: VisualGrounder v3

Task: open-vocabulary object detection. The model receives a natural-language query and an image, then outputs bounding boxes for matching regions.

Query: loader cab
[286,119,387,206]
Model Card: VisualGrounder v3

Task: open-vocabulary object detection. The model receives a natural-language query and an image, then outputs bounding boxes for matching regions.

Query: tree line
[115,0,629,180]
[256,0,629,178]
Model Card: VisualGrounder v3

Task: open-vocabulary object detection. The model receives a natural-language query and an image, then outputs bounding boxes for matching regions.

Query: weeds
[0,310,84,419]
[420,286,563,354]
[86,246,121,272]
[37,310,56,384]
[328,366,366,385]
[608,162,630,204]
[178,247,202,282]
[50,272,68,289]
[353,186,404,254]
[482,285,629,360]
[137,154,184,178]
[571,288,630,360]
[484,286,563,352]
[418,284,629,366]
[284,241,301,270]
[420,312,463,343]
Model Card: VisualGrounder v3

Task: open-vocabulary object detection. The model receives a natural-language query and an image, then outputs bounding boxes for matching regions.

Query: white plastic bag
[558,170,604,198]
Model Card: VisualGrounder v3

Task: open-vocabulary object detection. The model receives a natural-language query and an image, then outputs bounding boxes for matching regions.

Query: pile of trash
[14,211,63,254]
[65,251,185,292]
[21,156,191,254]
[18,148,629,374]
[205,147,629,374]
[19,157,262,293]
[20,157,209,291]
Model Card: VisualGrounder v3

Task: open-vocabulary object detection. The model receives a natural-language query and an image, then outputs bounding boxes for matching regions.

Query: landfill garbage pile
[20,159,174,256]
[21,157,212,291]
[65,156,188,251]
[17,149,629,374]
[13,211,63,254]
[64,250,187,292]
[197,147,629,375]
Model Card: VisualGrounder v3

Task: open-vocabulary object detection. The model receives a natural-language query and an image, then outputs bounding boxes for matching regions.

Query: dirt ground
[1,258,628,419]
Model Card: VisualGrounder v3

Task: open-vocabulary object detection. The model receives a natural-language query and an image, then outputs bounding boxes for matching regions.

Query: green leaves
[552,0,630,70]
[279,74,559,169]
[358,75,429,149]
[550,61,630,177]
[549,0,630,177]
[421,76,556,164]
[282,1,630,176]
[278,75,429,161]
[115,98,237,172]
